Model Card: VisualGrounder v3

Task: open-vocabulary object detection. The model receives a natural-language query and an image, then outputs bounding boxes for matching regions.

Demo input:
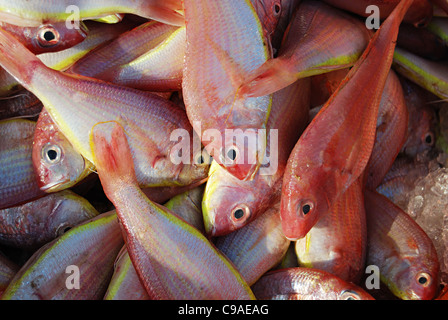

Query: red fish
[279,0,413,240]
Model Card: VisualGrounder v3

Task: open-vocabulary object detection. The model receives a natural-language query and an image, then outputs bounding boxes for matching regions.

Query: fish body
[280,0,412,240]
[90,122,255,299]
[0,119,44,209]
[1,211,123,300]
[364,189,440,300]
[239,0,373,98]
[0,27,209,188]
[295,179,366,284]
[0,190,99,249]
[202,78,310,236]
[182,0,272,181]
[215,201,290,286]
[0,0,184,27]
[251,267,375,300]
[68,21,185,91]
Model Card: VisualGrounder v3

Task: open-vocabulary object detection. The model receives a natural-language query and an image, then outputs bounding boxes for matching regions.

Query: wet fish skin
[0,26,209,188]
[103,245,149,300]
[215,201,290,286]
[0,20,88,55]
[202,78,310,237]
[279,0,412,240]
[321,0,433,27]
[251,267,375,300]
[90,122,255,300]
[0,252,19,297]
[32,108,94,193]
[239,0,373,98]
[0,119,45,210]
[182,0,272,181]
[295,179,366,284]
[0,90,43,121]
[364,189,440,300]
[68,21,185,92]
[0,0,184,27]
[0,190,99,249]
[364,70,409,190]
[1,210,123,300]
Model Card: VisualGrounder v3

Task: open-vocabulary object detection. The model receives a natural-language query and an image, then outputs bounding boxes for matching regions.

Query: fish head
[205,126,266,181]
[402,105,436,157]
[202,161,258,236]
[32,109,93,192]
[280,172,329,241]
[46,191,99,238]
[251,0,282,40]
[389,259,440,300]
[30,21,88,54]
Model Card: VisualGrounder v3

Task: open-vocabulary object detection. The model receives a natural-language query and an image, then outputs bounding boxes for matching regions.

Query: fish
[270,0,301,54]
[321,0,433,27]
[32,108,95,192]
[0,26,209,188]
[376,155,430,209]
[0,20,136,97]
[0,90,43,121]
[251,267,375,300]
[90,121,255,299]
[279,0,412,240]
[251,0,282,47]
[105,187,204,300]
[163,185,205,233]
[0,190,99,249]
[0,20,88,55]
[0,252,18,297]
[393,47,448,100]
[0,119,45,209]
[0,0,184,27]
[399,77,437,158]
[215,201,290,286]
[238,0,373,98]
[397,22,448,61]
[202,78,310,237]
[68,21,185,92]
[295,179,366,284]
[427,16,448,45]
[364,70,409,190]
[182,0,272,181]
[364,189,440,300]
[1,210,123,300]
[103,245,149,300]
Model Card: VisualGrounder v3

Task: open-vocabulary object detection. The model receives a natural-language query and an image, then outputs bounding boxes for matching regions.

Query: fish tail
[90,121,138,195]
[0,27,43,88]
[144,1,185,27]
[238,58,295,98]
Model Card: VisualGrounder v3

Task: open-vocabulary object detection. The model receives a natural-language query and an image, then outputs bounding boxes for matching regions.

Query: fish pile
[0,0,448,301]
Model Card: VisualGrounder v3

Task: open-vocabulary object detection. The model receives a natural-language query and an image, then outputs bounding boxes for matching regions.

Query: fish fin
[238,58,296,97]
[145,2,185,27]
[0,27,44,88]
[90,121,138,195]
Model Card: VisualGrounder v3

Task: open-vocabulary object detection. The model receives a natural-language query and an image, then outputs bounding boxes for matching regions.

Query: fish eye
[340,290,361,300]
[56,224,72,236]
[299,200,314,216]
[220,145,239,165]
[424,132,434,146]
[416,272,431,287]
[37,26,60,47]
[42,144,62,164]
[194,150,212,166]
[231,205,251,224]
[273,2,281,16]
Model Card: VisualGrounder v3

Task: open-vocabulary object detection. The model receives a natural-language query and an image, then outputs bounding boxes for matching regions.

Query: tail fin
[238,58,296,98]
[146,0,185,27]
[90,122,138,196]
[0,27,44,88]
